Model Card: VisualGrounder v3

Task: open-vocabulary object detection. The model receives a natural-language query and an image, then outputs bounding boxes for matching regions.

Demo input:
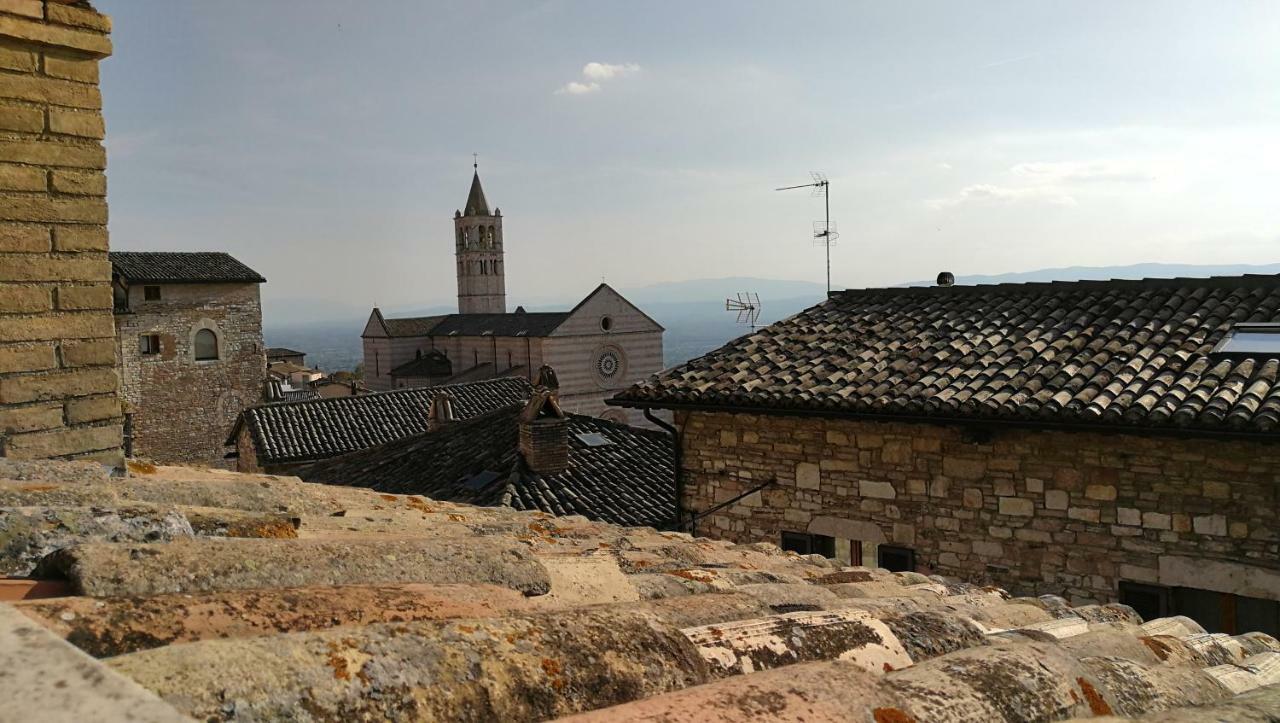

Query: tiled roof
[300,406,675,528]
[3,460,1279,721]
[613,274,1280,434]
[388,350,452,378]
[230,376,532,466]
[381,314,447,337]
[265,347,305,358]
[425,311,570,338]
[109,251,266,284]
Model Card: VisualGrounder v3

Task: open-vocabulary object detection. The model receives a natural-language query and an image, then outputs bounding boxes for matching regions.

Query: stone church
[361,167,664,425]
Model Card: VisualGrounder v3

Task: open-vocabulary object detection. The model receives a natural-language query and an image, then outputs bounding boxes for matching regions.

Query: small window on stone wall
[139,334,161,356]
[194,329,219,361]
[781,531,836,558]
[877,545,915,572]
[144,285,161,301]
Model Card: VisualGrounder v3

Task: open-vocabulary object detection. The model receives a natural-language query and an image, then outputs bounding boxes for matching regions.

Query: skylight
[462,469,501,491]
[576,432,611,447]
[1214,324,1280,356]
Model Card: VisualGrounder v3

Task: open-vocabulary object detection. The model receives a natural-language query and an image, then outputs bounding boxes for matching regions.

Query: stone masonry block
[1117,507,1141,526]
[859,480,895,499]
[0,402,62,433]
[0,311,112,342]
[0,223,50,252]
[1084,484,1117,501]
[65,394,119,424]
[0,284,50,313]
[46,3,114,33]
[60,338,113,367]
[998,497,1034,517]
[1141,512,1171,530]
[719,429,736,446]
[0,366,117,403]
[0,46,37,72]
[0,163,46,192]
[50,169,104,196]
[3,423,121,459]
[943,457,986,480]
[1202,480,1230,499]
[962,487,983,509]
[53,224,107,251]
[1025,477,1044,493]
[0,254,109,283]
[0,71,102,109]
[0,0,42,19]
[0,103,43,133]
[972,541,1004,558]
[1045,490,1069,510]
[48,109,104,139]
[795,462,819,490]
[56,284,111,310]
[0,343,54,373]
[0,138,106,169]
[0,196,107,224]
[0,14,114,57]
[1068,507,1101,523]
[43,54,100,83]
[1193,514,1227,537]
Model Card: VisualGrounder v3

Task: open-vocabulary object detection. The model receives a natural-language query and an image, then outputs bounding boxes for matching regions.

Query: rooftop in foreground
[2,460,1279,721]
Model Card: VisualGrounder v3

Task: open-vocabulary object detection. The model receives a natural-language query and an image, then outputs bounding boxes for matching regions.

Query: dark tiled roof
[443,363,527,384]
[230,377,533,465]
[382,315,447,337]
[110,252,265,284]
[427,312,569,338]
[613,274,1280,434]
[300,406,675,528]
[265,347,305,358]
[389,350,452,378]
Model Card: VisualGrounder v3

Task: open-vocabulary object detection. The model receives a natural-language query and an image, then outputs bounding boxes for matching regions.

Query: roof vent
[519,389,569,475]
[936,271,955,287]
[427,391,457,432]
[515,305,526,314]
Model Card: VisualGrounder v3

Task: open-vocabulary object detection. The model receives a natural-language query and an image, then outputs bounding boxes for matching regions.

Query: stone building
[613,274,1280,637]
[111,251,266,467]
[0,1,122,464]
[362,167,663,425]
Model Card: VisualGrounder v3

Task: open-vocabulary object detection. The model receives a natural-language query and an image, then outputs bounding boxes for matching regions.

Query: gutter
[610,398,1280,444]
[643,408,684,532]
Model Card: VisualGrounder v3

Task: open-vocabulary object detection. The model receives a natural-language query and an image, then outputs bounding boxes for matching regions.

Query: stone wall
[679,410,1280,605]
[115,281,264,467]
[0,1,122,464]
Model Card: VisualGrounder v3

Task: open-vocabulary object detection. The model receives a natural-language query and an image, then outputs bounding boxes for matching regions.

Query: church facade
[361,168,664,425]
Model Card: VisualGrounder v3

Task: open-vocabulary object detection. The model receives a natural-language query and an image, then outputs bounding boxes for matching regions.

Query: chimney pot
[936,271,955,287]
[427,391,458,432]
[519,389,569,475]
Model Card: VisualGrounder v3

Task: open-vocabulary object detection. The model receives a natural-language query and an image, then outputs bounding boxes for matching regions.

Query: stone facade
[0,1,122,464]
[115,281,264,467]
[679,410,1280,608]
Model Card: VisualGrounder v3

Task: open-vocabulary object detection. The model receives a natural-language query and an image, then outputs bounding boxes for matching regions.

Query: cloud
[936,162,953,171]
[556,62,641,95]
[927,184,1077,210]
[1010,161,1154,184]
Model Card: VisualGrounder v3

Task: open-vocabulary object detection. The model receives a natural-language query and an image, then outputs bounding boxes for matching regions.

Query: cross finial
[472,153,478,170]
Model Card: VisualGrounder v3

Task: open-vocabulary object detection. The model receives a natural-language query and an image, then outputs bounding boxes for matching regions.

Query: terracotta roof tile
[110,251,265,284]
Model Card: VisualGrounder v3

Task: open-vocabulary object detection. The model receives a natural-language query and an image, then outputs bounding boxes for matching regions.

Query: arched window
[194,328,218,361]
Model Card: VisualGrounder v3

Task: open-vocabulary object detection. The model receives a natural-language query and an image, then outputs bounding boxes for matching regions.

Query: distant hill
[266,264,1280,373]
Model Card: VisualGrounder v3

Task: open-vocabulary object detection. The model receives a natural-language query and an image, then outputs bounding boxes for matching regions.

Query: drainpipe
[644,408,684,533]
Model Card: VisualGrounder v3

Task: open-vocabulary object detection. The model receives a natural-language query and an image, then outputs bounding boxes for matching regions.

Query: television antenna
[776,171,838,295]
[725,292,762,329]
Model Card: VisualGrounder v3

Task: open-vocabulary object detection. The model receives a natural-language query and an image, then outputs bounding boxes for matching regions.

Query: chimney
[519,388,569,475]
[427,391,457,432]
[936,271,955,287]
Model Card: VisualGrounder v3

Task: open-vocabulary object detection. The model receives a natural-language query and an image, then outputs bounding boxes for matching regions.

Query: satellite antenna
[776,171,838,295]
[725,292,762,329]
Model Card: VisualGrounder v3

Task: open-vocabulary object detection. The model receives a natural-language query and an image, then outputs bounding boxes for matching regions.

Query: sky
[97,1,1280,322]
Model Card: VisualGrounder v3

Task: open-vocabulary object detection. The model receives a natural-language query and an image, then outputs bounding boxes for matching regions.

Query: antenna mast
[776,172,838,295]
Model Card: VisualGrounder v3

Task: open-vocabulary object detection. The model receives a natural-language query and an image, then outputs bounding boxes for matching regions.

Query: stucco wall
[679,410,1280,605]
[115,281,264,466]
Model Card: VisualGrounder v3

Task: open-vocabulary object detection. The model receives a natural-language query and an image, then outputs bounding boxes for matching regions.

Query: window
[139,334,161,355]
[143,285,161,301]
[1119,581,1279,637]
[781,531,836,558]
[1213,324,1280,356]
[194,329,218,361]
[877,545,916,572]
[600,315,614,332]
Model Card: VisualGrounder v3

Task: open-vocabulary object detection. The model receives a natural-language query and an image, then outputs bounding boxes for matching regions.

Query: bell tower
[454,161,506,314]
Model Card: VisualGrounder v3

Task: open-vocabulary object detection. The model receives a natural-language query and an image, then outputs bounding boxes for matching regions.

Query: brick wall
[680,410,1280,605]
[0,1,121,464]
[115,281,264,467]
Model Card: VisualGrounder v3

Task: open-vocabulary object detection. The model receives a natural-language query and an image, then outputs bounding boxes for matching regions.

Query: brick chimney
[427,391,457,432]
[520,366,568,474]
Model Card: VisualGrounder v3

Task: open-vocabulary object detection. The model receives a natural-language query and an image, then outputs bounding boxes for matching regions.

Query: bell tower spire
[454,159,505,314]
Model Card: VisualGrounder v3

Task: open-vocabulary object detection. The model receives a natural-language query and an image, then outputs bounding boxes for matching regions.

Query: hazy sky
[98,1,1280,321]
